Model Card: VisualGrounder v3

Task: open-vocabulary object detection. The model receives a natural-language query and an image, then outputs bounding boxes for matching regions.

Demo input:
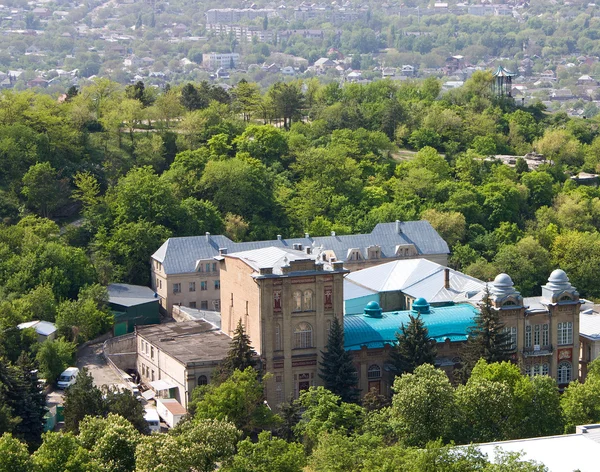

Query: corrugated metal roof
[108,283,158,307]
[344,303,479,350]
[581,312,600,340]
[17,320,57,337]
[152,221,450,275]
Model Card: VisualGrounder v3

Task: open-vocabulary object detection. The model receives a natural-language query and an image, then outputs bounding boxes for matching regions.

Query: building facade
[151,221,450,315]
[219,247,347,406]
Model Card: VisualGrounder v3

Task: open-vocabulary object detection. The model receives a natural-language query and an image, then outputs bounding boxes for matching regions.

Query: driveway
[77,342,127,391]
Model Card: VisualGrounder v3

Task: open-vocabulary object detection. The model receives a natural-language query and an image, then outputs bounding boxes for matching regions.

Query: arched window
[293,291,302,312]
[560,295,571,302]
[294,322,313,349]
[275,324,282,351]
[503,300,517,306]
[367,365,381,379]
[198,375,208,386]
[558,361,572,384]
[303,290,314,311]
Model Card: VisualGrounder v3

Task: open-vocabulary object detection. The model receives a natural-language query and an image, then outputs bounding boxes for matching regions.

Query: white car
[57,367,79,389]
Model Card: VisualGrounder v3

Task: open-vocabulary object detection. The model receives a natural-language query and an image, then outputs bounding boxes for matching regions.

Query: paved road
[77,342,127,391]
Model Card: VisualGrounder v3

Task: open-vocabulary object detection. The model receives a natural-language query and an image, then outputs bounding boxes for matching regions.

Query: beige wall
[220,255,346,406]
[151,258,221,314]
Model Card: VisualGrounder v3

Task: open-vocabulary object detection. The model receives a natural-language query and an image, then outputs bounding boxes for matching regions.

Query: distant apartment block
[202,52,240,69]
[206,24,276,43]
[204,8,276,24]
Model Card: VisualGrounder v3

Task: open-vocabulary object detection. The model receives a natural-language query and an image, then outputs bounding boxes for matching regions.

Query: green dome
[364,301,383,318]
[412,298,431,314]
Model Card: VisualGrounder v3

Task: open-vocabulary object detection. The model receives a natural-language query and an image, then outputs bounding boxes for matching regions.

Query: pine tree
[63,368,105,433]
[217,319,257,382]
[319,316,360,403]
[390,313,437,377]
[460,286,512,379]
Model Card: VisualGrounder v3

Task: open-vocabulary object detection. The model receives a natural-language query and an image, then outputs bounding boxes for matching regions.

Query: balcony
[522,345,553,358]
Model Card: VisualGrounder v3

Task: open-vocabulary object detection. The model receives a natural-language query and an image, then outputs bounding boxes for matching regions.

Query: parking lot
[77,342,128,391]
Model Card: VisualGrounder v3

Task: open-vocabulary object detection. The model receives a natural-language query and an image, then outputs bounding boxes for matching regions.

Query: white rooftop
[476,424,600,471]
[17,320,57,337]
[580,307,600,340]
[107,283,158,307]
[344,259,485,303]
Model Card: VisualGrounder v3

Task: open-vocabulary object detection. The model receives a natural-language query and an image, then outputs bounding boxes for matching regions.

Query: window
[275,324,282,351]
[276,383,284,404]
[214,280,220,290]
[151,347,154,360]
[159,279,162,289]
[294,322,313,349]
[534,324,540,346]
[212,263,217,272]
[504,300,517,306]
[189,302,196,308]
[542,363,549,376]
[213,300,220,311]
[558,361,572,384]
[189,282,196,292]
[324,287,333,308]
[303,290,314,311]
[198,375,208,386]
[560,295,571,302]
[557,322,573,345]
[368,365,381,379]
[173,283,181,294]
[542,324,549,346]
[205,263,211,272]
[274,290,282,310]
[293,291,302,312]
[198,264,203,272]
[504,326,517,351]
[200,281,207,291]
[201,301,208,310]
[145,342,149,355]
[151,370,155,381]
[525,325,532,348]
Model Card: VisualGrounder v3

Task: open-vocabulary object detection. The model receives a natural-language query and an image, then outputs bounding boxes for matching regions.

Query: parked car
[57,367,79,389]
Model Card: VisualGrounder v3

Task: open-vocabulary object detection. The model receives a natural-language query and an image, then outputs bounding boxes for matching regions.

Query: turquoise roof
[344,303,479,351]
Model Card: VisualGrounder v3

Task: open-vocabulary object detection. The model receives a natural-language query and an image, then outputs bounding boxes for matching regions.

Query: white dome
[493,273,514,288]
[548,269,569,284]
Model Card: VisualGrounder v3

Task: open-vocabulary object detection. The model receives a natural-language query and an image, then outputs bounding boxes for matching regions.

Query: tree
[217,319,257,382]
[192,367,276,436]
[63,368,105,434]
[36,338,76,384]
[561,364,600,433]
[460,287,512,378]
[181,83,207,111]
[390,313,437,377]
[105,389,149,434]
[421,209,466,247]
[319,316,360,403]
[224,431,305,472]
[233,125,289,166]
[32,431,97,472]
[389,364,454,447]
[268,82,304,130]
[78,414,140,472]
[293,387,365,453]
[0,433,31,472]
[21,162,67,218]
[56,285,113,343]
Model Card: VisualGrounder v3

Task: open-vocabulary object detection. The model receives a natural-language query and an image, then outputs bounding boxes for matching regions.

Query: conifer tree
[390,313,437,377]
[217,319,257,382]
[460,286,512,379]
[319,316,360,403]
[63,368,105,433]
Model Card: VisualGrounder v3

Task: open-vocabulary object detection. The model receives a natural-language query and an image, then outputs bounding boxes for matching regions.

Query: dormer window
[503,300,517,307]
[347,248,363,261]
[367,245,381,260]
[559,295,571,302]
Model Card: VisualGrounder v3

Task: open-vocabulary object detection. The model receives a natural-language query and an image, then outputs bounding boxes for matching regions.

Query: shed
[17,320,57,342]
[107,284,160,336]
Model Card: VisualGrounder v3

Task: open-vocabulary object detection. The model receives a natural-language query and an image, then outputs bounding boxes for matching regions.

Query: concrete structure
[135,321,230,408]
[487,270,580,387]
[219,246,347,406]
[151,220,449,315]
[108,283,160,336]
[475,423,600,471]
[204,8,276,24]
[156,398,186,428]
[17,320,57,342]
[201,52,240,70]
[579,303,600,379]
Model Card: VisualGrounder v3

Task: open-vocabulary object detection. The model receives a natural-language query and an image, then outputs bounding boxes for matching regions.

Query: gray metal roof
[152,221,450,275]
[108,283,158,307]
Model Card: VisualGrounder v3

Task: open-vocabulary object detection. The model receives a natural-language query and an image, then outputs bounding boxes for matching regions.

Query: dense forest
[3,73,600,468]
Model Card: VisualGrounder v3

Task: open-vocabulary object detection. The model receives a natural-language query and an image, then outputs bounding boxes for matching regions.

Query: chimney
[305,247,311,255]
[444,268,450,289]
[277,235,282,240]
[305,233,310,239]
[331,231,336,237]
[396,220,401,234]
[205,232,211,241]
[219,248,228,255]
